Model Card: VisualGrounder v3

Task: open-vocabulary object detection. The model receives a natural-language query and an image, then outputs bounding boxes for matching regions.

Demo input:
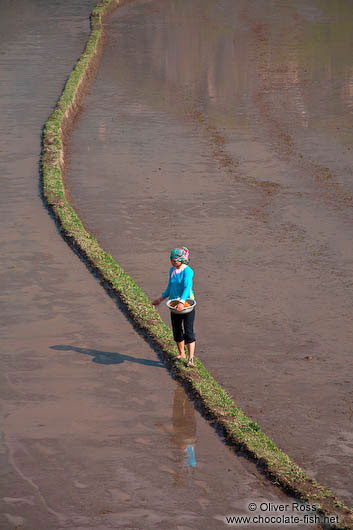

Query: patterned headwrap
[170,247,190,264]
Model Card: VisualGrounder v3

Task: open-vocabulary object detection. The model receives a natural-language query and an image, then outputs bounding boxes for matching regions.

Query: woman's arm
[152,295,165,305]
[179,267,194,304]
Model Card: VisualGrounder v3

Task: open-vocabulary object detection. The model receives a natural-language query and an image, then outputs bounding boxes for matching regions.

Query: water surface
[68,0,353,505]
[0,1,316,528]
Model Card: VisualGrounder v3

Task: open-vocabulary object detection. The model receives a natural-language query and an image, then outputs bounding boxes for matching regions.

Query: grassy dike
[40,1,352,528]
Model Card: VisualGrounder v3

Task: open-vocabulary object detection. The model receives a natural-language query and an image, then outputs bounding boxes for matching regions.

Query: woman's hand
[152,297,163,306]
[176,302,185,311]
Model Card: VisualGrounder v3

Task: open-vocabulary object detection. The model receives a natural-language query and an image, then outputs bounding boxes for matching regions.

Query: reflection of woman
[159,384,197,473]
[152,247,196,366]
[172,384,196,467]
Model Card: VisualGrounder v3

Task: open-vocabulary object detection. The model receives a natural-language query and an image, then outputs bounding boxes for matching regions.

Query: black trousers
[171,309,196,344]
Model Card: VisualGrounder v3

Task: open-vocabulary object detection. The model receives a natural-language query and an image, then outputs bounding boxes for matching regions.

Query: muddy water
[68,0,353,506]
[0,1,317,529]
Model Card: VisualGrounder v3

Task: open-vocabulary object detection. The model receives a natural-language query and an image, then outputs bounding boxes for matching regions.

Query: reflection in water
[103,0,353,185]
[107,0,353,135]
[343,67,353,112]
[159,384,197,486]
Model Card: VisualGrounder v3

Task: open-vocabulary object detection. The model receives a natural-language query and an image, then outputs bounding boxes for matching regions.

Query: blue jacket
[162,266,195,303]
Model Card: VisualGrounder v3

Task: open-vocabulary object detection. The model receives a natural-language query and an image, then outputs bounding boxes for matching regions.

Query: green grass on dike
[40,1,353,528]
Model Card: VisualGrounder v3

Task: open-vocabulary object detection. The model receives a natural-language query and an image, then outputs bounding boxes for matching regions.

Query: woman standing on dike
[152,247,196,367]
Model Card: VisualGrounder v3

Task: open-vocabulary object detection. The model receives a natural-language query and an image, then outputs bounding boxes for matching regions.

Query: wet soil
[67,0,353,507]
[0,1,319,529]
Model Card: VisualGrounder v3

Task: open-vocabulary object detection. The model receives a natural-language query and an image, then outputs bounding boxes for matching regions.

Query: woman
[152,247,196,366]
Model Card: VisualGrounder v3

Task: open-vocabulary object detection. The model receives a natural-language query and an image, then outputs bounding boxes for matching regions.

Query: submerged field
[1,0,353,528]
[67,0,353,507]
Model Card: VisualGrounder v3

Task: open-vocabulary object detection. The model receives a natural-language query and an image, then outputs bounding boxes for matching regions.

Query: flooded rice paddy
[67,0,353,507]
[0,0,324,528]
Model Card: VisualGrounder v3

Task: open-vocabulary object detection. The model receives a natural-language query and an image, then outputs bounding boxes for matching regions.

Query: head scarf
[170,247,190,264]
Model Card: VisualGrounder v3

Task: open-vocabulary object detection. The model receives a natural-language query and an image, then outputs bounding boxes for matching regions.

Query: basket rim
[166,298,197,313]
[166,298,196,306]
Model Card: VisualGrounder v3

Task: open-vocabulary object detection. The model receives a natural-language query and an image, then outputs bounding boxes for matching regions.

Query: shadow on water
[50,344,164,367]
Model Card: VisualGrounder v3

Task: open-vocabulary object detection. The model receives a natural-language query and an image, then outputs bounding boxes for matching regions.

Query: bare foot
[187,358,195,367]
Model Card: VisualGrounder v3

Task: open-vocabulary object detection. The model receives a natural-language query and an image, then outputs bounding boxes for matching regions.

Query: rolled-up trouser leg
[183,309,196,344]
[171,309,196,344]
